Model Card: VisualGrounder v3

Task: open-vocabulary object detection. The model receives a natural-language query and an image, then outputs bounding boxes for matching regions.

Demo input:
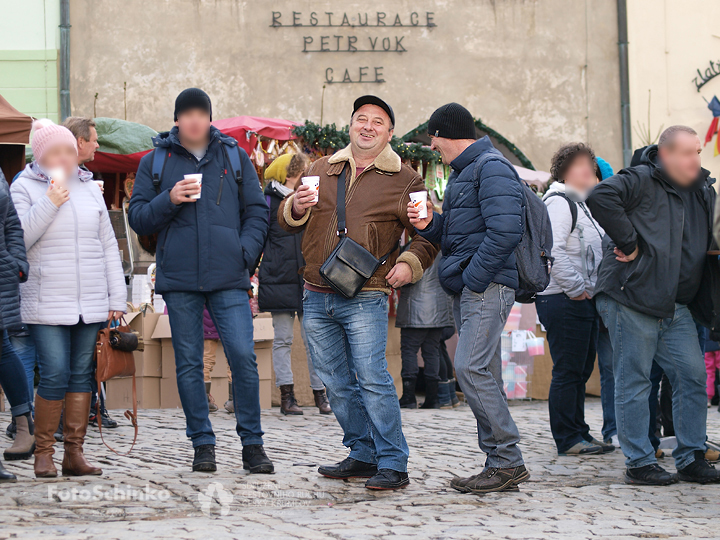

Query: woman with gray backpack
[536,143,612,457]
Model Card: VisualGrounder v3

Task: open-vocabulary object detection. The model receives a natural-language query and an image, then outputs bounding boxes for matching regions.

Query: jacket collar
[326,143,401,179]
[450,136,497,172]
[152,125,236,153]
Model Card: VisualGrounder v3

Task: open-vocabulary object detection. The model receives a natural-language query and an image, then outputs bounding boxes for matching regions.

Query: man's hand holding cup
[170,177,202,205]
[292,180,319,217]
[407,198,434,230]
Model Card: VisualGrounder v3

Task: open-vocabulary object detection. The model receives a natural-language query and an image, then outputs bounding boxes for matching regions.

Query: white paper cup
[301,176,320,203]
[409,191,428,219]
[94,180,104,190]
[49,167,66,188]
[184,173,203,199]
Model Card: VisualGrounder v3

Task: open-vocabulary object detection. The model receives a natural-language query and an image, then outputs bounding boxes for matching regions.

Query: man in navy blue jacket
[409,103,528,494]
[129,88,271,474]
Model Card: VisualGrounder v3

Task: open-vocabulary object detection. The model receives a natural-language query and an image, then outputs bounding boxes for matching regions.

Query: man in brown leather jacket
[278,95,437,490]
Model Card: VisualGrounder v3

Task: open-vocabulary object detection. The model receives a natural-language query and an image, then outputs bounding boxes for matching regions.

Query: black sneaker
[318,457,378,479]
[5,419,16,440]
[192,444,217,472]
[624,464,676,486]
[90,406,118,429]
[455,465,530,494]
[677,450,720,484]
[365,469,410,490]
[242,445,274,474]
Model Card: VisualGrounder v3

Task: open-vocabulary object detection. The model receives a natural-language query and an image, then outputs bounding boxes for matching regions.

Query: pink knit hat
[31,119,78,162]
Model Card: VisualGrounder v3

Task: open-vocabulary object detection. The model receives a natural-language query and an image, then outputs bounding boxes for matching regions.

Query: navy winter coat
[0,170,29,330]
[418,137,524,295]
[128,127,269,294]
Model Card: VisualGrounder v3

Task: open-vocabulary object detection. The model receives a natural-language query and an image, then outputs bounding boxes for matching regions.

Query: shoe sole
[624,473,677,486]
[61,469,102,476]
[280,410,304,416]
[677,473,720,484]
[318,410,333,415]
[318,471,376,479]
[193,463,217,473]
[4,443,36,461]
[365,480,410,490]
[243,462,274,474]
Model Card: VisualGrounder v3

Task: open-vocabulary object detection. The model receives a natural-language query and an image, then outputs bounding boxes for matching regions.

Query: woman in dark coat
[258,153,330,415]
[0,168,33,482]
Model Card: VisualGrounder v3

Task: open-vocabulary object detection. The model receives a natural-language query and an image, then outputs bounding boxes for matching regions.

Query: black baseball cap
[353,95,395,127]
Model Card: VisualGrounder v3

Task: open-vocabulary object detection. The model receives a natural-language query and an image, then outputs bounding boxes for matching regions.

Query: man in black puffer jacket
[258,153,331,416]
[588,125,720,486]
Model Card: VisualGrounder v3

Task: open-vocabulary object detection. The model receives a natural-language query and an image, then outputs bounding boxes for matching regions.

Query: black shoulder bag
[319,167,397,299]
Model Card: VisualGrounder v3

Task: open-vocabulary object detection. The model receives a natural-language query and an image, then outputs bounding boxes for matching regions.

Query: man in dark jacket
[588,125,720,486]
[128,88,272,474]
[409,103,529,494]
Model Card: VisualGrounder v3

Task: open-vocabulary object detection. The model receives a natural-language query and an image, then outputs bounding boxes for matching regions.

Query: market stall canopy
[0,94,32,145]
[212,115,300,154]
[86,117,157,174]
[514,166,551,191]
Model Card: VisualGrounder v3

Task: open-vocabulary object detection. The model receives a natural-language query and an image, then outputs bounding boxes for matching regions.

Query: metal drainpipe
[59,0,71,120]
[617,0,632,167]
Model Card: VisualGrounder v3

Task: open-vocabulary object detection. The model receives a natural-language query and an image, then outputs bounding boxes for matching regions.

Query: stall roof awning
[211,115,300,147]
[0,94,32,145]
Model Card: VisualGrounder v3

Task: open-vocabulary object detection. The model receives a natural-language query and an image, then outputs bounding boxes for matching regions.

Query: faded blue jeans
[454,283,525,469]
[164,289,263,448]
[596,294,707,470]
[302,290,409,472]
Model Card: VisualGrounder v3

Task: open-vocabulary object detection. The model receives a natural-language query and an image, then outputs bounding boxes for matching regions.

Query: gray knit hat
[427,103,476,140]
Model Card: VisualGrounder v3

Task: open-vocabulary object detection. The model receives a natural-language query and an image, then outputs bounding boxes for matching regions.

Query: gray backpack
[472,155,554,303]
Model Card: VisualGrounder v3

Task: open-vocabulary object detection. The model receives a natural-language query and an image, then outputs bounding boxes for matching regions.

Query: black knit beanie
[427,103,476,140]
[174,88,212,121]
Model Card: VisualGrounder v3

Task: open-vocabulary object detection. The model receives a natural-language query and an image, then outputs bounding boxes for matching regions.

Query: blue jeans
[596,294,707,469]
[454,283,524,468]
[0,331,32,416]
[30,320,102,401]
[8,328,37,411]
[597,328,617,440]
[164,289,263,448]
[536,294,599,453]
[302,290,409,472]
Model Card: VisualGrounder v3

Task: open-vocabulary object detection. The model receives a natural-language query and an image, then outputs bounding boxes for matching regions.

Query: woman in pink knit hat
[9,120,126,479]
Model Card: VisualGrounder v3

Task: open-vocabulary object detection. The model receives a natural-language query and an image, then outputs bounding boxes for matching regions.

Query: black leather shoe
[318,457,378,479]
[365,469,410,490]
[242,445,274,474]
[677,450,720,484]
[453,465,530,494]
[0,459,16,483]
[624,464,676,486]
[192,444,217,472]
[90,405,119,429]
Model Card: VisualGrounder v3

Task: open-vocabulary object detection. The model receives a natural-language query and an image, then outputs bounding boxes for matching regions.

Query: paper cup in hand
[409,191,428,219]
[48,167,66,188]
[94,180,104,190]
[301,176,320,203]
[184,173,203,199]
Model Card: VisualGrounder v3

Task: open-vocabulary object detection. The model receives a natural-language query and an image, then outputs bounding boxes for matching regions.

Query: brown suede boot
[4,414,35,461]
[34,396,64,478]
[61,393,102,476]
[279,384,303,415]
[313,389,332,415]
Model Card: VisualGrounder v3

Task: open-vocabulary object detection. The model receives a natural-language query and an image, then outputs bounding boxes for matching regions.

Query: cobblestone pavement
[0,399,719,539]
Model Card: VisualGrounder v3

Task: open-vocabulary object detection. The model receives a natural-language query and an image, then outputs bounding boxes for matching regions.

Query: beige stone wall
[68,0,622,171]
[627,0,720,179]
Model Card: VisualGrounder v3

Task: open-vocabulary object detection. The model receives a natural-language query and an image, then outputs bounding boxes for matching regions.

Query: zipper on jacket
[69,197,83,317]
[216,173,225,205]
[620,252,643,291]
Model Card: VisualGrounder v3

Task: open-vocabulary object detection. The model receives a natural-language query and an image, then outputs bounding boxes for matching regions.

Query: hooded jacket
[258,181,304,312]
[587,145,716,319]
[10,163,126,325]
[540,182,604,298]
[0,170,29,330]
[128,126,269,294]
[417,136,524,295]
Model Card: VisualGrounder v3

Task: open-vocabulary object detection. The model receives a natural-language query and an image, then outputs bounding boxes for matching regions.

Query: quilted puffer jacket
[10,163,126,325]
[0,169,29,330]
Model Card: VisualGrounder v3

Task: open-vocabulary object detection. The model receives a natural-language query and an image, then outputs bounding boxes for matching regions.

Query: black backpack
[472,155,554,303]
[545,191,578,232]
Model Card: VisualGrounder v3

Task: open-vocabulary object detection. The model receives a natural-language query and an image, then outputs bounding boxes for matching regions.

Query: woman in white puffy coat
[535,143,609,458]
[10,121,126,479]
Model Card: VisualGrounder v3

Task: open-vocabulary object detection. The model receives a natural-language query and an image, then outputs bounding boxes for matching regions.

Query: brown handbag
[95,317,139,455]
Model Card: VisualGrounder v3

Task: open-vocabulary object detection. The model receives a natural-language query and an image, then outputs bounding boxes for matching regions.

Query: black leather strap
[336,167,348,237]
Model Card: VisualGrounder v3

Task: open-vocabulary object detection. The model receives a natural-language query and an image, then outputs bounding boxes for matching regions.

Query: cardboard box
[161,376,272,410]
[160,377,182,409]
[105,377,161,410]
[125,312,163,377]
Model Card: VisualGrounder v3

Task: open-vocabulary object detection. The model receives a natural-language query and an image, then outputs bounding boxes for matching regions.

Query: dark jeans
[438,326,455,382]
[0,331,32,416]
[400,327,442,381]
[597,328,616,440]
[536,294,599,453]
[30,320,102,401]
[164,289,263,448]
